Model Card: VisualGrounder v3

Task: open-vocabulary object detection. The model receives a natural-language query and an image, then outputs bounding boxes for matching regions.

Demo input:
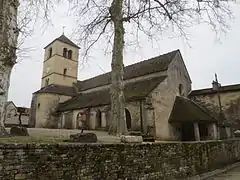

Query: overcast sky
[8,2,240,108]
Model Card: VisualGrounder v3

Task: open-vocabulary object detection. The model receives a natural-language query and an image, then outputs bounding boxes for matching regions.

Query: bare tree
[0,0,20,136]
[24,0,234,136]
[0,0,35,136]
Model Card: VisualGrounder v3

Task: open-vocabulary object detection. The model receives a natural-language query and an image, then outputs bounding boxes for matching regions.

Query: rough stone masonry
[0,140,240,180]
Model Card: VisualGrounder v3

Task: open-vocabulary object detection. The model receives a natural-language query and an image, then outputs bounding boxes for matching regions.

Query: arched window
[48,48,52,58]
[125,108,131,129]
[179,84,184,96]
[45,78,49,86]
[96,110,102,128]
[63,48,68,58]
[68,50,72,59]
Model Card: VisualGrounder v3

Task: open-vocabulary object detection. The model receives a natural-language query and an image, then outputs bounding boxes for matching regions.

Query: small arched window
[48,47,52,58]
[37,103,40,108]
[125,108,131,129]
[63,48,68,58]
[68,50,72,59]
[179,84,184,96]
[63,68,67,76]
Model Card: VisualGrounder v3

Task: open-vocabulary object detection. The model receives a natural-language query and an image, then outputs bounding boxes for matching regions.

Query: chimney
[212,80,221,90]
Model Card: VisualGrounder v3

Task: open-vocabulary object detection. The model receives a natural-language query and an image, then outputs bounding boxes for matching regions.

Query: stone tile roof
[190,84,240,96]
[76,50,178,91]
[169,96,217,123]
[34,84,76,96]
[57,76,166,112]
[44,34,80,49]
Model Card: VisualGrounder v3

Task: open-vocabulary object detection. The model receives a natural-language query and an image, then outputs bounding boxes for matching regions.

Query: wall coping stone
[0,139,239,149]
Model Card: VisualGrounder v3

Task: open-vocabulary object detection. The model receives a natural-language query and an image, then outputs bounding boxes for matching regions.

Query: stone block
[66,133,97,143]
[120,135,143,143]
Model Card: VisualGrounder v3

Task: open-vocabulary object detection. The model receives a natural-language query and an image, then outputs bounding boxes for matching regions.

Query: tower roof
[44,34,80,49]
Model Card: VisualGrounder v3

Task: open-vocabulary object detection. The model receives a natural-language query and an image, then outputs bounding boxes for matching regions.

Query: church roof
[169,96,217,123]
[44,34,80,49]
[34,84,76,96]
[57,76,166,112]
[76,50,179,91]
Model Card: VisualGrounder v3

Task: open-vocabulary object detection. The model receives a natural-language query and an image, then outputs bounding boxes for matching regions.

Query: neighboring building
[190,82,240,135]
[4,101,29,127]
[29,34,221,141]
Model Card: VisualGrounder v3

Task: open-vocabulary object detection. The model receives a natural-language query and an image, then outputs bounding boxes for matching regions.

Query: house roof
[17,107,30,114]
[190,84,240,96]
[76,50,178,91]
[34,84,76,96]
[5,101,17,109]
[57,76,166,112]
[44,34,80,49]
[169,96,217,123]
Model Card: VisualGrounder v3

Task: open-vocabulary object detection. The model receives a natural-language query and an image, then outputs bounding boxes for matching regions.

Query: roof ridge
[190,83,240,96]
[193,83,240,92]
[123,49,179,68]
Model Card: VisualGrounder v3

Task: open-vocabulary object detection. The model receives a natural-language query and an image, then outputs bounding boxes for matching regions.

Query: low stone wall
[1,140,240,180]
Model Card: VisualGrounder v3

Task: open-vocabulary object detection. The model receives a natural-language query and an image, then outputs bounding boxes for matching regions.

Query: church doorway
[96,110,102,128]
[125,109,131,130]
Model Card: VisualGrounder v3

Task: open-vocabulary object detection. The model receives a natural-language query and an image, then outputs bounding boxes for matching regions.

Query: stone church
[29,34,238,141]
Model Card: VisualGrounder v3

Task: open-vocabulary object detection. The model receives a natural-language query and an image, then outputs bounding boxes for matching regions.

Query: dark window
[48,48,52,58]
[125,108,131,129]
[63,68,67,76]
[37,103,40,108]
[45,78,49,86]
[63,48,68,58]
[68,50,72,59]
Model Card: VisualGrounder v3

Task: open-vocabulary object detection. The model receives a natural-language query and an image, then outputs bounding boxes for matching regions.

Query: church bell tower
[41,34,80,88]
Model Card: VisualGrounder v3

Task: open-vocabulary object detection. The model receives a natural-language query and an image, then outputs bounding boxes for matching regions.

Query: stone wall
[1,140,240,180]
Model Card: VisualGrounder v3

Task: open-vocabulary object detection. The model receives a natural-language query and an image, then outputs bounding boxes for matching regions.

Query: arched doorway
[96,110,102,128]
[125,109,131,130]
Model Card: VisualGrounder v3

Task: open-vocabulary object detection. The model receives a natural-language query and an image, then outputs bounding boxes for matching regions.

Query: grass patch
[0,136,66,144]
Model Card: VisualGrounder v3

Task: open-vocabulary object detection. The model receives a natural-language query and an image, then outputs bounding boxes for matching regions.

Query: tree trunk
[108,0,127,136]
[0,0,19,136]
